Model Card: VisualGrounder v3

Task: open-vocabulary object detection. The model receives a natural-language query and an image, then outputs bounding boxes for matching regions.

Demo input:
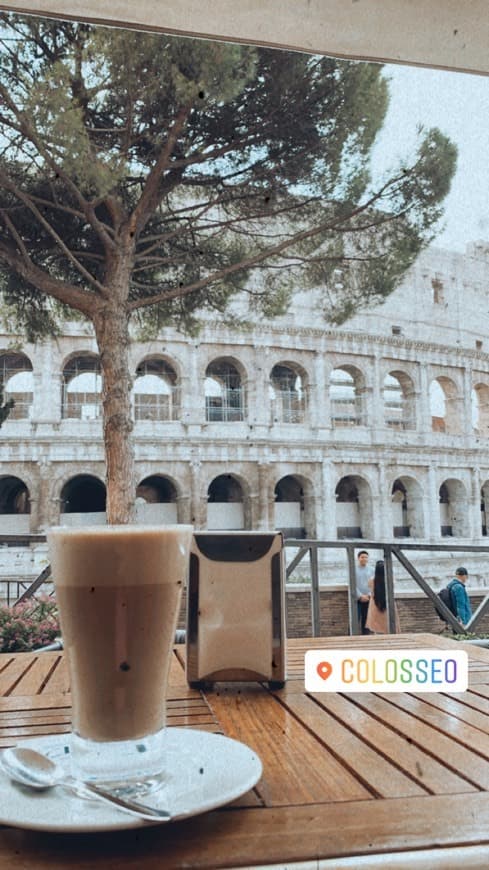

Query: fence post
[310,544,321,636]
[383,546,397,633]
[347,546,359,635]
[13,564,52,606]
[465,593,489,633]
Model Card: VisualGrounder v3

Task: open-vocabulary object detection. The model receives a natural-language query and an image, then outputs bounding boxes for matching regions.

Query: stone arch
[329,365,366,428]
[135,474,179,524]
[472,382,489,436]
[133,356,180,422]
[480,479,489,536]
[430,376,461,434]
[335,474,372,539]
[207,473,249,529]
[273,474,314,538]
[391,476,424,538]
[439,478,468,537]
[0,475,31,534]
[62,353,102,420]
[205,357,246,422]
[269,361,308,424]
[59,474,106,525]
[0,476,30,514]
[0,351,34,420]
[383,370,416,430]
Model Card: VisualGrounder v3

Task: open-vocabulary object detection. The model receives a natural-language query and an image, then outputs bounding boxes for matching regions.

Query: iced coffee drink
[47,524,193,788]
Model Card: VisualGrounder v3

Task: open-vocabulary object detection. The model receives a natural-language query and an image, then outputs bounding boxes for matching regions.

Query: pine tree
[0,14,457,521]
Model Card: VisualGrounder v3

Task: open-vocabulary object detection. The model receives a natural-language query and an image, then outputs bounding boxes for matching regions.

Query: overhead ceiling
[0,1,488,75]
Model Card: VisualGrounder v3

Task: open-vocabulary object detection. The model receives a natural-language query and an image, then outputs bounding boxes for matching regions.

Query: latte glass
[47,524,193,795]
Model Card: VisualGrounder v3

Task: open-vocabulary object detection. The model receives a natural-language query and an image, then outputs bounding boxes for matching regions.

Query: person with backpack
[447,567,472,626]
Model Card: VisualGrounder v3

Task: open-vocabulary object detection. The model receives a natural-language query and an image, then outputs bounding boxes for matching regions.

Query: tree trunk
[92,302,135,525]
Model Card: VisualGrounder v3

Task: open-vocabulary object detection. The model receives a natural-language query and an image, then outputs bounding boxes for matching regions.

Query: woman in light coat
[366,560,401,634]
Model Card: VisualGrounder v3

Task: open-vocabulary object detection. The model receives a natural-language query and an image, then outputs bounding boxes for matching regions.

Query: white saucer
[0,729,262,832]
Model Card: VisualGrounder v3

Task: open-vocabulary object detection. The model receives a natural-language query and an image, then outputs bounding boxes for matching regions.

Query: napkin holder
[186,531,286,689]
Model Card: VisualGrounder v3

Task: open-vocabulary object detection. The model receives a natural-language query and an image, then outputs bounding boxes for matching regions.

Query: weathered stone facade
[1,241,489,596]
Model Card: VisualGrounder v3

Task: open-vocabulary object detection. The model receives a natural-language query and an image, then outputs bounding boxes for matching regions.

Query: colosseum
[1,241,489,630]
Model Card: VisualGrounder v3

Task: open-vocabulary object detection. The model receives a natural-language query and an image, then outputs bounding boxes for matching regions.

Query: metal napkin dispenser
[186,531,286,688]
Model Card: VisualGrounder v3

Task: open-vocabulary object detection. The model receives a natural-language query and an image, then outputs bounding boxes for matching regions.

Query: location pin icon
[316,660,332,681]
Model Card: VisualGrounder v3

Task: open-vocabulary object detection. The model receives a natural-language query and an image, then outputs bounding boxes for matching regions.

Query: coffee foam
[47,525,193,588]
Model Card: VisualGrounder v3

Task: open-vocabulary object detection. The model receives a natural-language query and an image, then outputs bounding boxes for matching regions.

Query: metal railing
[0,534,48,605]
[2,534,489,639]
[284,539,489,637]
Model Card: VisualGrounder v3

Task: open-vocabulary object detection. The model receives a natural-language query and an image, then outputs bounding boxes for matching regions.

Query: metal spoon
[0,746,171,823]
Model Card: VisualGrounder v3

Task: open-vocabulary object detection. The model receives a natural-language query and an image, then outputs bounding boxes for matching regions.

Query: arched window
[207,474,245,529]
[430,377,460,434]
[439,479,468,537]
[439,482,450,534]
[274,475,305,538]
[136,475,178,523]
[329,367,365,427]
[205,360,244,422]
[0,475,30,533]
[481,480,489,536]
[472,383,489,436]
[430,380,445,431]
[0,352,34,420]
[62,356,102,420]
[383,371,415,430]
[391,477,423,538]
[0,476,30,514]
[335,475,372,539]
[270,364,306,424]
[472,388,478,432]
[336,477,360,538]
[60,475,106,525]
[391,480,408,537]
[134,358,179,422]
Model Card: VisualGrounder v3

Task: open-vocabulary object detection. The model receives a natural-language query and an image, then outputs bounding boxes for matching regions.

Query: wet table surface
[1,633,489,869]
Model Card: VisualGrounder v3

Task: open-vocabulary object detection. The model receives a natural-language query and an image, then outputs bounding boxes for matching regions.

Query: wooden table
[1,633,489,868]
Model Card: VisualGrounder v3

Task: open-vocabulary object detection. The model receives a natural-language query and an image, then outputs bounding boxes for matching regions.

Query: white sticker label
[305,649,468,693]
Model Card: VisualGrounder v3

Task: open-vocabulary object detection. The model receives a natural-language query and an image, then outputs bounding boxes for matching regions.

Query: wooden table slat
[0,657,36,696]
[0,634,488,868]
[444,687,489,715]
[349,691,489,789]
[39,656,70,695]
[205,685,373,806]
[279,690,429,797]
[467,683,489,699]
[410,687,489,732]
[382,689,489,755]
[0,793,488,869]
[311,690,477,794]
[8,654,61,697]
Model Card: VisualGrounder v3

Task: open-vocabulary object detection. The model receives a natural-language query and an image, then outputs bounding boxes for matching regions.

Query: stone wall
[285,586,489,637]
[2,243,489,545]
[175,584,488,638]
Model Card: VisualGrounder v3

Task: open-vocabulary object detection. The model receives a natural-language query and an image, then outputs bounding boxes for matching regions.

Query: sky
[372,64,489,253]
[2,18,487,257]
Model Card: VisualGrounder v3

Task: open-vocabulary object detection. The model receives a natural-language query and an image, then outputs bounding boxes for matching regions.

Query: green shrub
[0,595,60,652]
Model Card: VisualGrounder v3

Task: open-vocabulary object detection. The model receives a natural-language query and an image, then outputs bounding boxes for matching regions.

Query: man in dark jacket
[449,567,472,626]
